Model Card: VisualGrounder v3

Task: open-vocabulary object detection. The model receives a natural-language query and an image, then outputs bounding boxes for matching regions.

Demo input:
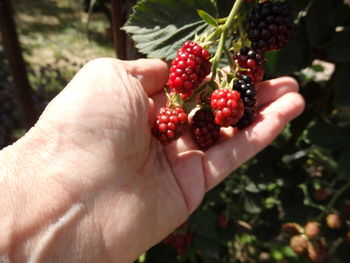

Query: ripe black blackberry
[191,108,220,149]
[233,47,264,84]
[232,75,257,130]
[246,1,295,52]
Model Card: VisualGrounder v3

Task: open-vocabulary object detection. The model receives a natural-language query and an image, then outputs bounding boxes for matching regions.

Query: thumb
[123,58,169,96]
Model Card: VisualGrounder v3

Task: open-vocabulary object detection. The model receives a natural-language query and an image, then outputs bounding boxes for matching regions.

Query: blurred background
[1,0,350,263]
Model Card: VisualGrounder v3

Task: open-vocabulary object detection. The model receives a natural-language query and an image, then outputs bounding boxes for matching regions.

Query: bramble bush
[122,0,350,262]
[1,0,350,262]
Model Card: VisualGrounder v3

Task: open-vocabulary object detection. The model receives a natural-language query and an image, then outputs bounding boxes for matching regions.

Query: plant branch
[210,0,244,85]
[317,180,350,220]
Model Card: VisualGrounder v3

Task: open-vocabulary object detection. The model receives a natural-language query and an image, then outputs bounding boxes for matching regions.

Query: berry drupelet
[191,108,220,149]
[168,41,211,97]
[233,47,265,84]
[246,1,295,52]
[152,106,188,144]
[232,75,257,130]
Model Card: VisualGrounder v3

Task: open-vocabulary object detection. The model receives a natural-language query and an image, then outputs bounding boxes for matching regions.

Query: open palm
[27,58,304,262]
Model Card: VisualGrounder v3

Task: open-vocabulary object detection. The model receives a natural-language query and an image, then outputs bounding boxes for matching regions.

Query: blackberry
[246,1,295,52]
[191,108,220,149]
[304,221,320,239]
[210,89,244,127]
[168,41,211,96]
[290,235,308,255]
[232,75,257,130]
[233,47,265,84]
[152,106,188,144]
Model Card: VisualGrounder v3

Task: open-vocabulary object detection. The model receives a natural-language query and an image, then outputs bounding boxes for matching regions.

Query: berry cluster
[151,1,296,149]
[283,221,327,262]
[282,209,349,263]
[246,1,295,52]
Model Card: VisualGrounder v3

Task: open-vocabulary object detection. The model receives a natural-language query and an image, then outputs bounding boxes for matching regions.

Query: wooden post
[111,0,127,59]
[0,0,37,129]
[110,0,142,60]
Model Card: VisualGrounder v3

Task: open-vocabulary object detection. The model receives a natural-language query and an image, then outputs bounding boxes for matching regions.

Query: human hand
[0,58,304,262]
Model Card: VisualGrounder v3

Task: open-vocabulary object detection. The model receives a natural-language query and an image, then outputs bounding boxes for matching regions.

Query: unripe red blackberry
[304,221,320,239]
[211,89,244,127]
[246,1,296,52]
[152,106,188,144]
[326,213,342,229]
[191,108,220,149]
[290,235,308,255]
[233,47,265,84]
[307,239,327,263]
[232,75,257,130]
[168,41,211,95]
[218,213,229,229]
[313,188,328,201]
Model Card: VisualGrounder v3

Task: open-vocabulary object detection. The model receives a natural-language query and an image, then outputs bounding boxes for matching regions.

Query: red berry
[218,213,229,229]
[326,213,342,229]
[313,188,328,201]
[307,239,327,263]
[290,235,308,255]
[168,41,211,95]
[304,221,320,239]
[233,47,265,84]
[152,107,188,144]
[211,89,244,127]
[191,109,220,149]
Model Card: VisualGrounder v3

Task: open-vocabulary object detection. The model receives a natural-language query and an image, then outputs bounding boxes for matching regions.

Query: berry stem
[224,46,235,69]
[316,180,350,221]
[210,0,245,86]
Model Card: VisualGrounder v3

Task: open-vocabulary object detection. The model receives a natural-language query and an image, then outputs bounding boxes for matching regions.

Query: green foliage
[123,0,217,60]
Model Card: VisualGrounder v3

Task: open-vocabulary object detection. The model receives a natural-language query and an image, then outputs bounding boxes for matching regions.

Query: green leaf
[333,63,350,107]
[197,9,218,27]
[190,210,217,238]
[242,192,261,214]
[325,29,350,62]
[305,0,336,47]
[193,236,221,261]
[308,122,350,150]
[123,0,217,60]
[338,146,350,179]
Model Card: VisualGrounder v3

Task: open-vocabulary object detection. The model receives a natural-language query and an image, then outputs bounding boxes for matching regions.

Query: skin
[0,58,305,263]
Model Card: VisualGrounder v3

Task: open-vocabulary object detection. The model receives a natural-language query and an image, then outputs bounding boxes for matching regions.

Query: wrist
[0,126,86,262]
